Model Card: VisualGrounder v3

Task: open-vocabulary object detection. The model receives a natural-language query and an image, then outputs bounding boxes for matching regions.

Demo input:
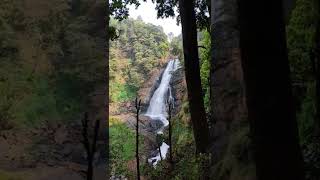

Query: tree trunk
[168,101,173,163]
[105,0,110,177]
[135,98,141,180]
[178,0,209,153]
[313,0,320,136]
[238,1,305,179]
[210,0,247,161]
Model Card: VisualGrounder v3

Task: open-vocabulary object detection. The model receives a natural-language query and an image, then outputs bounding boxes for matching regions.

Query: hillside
[0,0,106,179]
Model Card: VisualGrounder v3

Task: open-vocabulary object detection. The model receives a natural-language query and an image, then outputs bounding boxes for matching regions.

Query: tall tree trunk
[178,0,209,153]
[313,0,320,136]
[104,0,110,177]
[238,1,305,179]
[168,102,173,164]
[210,0,247,161]
[135,98,141,180]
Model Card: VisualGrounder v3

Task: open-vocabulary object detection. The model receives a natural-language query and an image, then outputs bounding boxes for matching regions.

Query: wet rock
[139,115,152,125]
[148,119,164,131]
[170,67,186,115]
[138,68,166,111]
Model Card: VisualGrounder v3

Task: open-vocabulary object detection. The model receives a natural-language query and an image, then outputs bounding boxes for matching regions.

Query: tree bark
[168,101,173,163]
[178,0,209,153]
[238,1,305,179]
[210,0,247,161]
[135,98,141,180]
[313,0,320,136]
[105,0,110,177]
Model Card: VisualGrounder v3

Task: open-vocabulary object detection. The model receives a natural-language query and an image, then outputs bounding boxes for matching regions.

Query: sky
[128,0,181,37]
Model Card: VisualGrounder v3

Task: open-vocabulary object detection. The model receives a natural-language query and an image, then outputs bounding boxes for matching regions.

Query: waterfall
[145,59,180,126]
[145,59,180,166]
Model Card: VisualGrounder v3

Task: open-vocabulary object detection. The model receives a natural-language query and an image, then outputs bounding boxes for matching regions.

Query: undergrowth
[110,116,144,178]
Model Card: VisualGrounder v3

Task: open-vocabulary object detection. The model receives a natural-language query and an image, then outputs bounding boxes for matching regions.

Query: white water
[145,59,180,167]
[147,142,170,166]
[145,59,180,127]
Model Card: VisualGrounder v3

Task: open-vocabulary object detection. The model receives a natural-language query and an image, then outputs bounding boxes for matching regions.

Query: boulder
[148,119,165,131]
[139,115,152,125]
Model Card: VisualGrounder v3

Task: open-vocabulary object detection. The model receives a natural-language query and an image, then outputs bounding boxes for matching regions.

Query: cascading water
[145,59,180,166]
[145,59,180,127]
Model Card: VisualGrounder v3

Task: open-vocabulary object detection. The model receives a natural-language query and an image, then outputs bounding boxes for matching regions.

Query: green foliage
[211,125,255,180]
[169,113,211,179]
[297,82,316,144]
[287,0,320,179]
[0,0,25,30]
[0,1,105,128]
[0,18,18,59]
[287,0,318,141]
[110,82,138,102]
[0,16,20,128]
[110,122,135,176]
[287,0,317,83]
[110,116,144,178]
[152,0,210,30]
[110,0,143,21]
[199,30,211,112]
[12,77,60,127]
[142,97,210,179]
[170,35,183,58]
[287,0,319,147]
[110,17,169,103]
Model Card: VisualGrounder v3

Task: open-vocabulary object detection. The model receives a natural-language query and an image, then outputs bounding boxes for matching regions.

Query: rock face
[126,115,164,135]
[170,66,186,116]
[138,68,165,112]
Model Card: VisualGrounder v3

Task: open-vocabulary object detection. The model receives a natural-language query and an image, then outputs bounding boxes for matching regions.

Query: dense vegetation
[109,16,177,177]
[199,30,211,113]
[109,17,169,103]
[1,0,320,179]
[287,0,317,143]
[109,0,320,179]
[0,0,105,129]
[287,0,320,178]
[110,116,145,178]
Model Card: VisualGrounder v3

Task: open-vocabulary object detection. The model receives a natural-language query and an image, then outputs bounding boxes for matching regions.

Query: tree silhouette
[178,0,209,153]
[238,0,305,179]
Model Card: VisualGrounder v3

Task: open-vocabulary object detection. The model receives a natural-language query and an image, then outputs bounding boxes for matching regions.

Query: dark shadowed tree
[106,0,110,177]
[178,0,209,153]
[238,0,305,179]
[81,113,100,180]
[312,0,320,135]
[167,100,173,164]
[135,98,141,180]
[151,0,210,30]
[209,0,247,163]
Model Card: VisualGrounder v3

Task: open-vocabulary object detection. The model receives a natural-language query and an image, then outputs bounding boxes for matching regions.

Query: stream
[145,59,180,166]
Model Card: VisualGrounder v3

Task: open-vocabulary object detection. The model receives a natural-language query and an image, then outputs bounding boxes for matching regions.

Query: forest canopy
[109,17,170,103]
